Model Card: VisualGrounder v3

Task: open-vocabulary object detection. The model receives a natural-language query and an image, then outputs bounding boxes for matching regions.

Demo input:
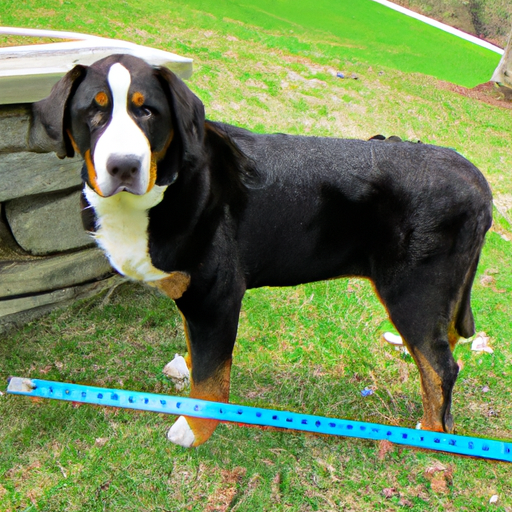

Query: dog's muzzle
[101,154,147,196]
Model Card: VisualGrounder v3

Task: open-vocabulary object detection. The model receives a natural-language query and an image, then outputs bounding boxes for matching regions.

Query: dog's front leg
[167,289,243,447]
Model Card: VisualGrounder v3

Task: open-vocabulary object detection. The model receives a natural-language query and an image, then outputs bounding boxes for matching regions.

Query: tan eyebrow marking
[132,91,145,107]
[94,91,109,107]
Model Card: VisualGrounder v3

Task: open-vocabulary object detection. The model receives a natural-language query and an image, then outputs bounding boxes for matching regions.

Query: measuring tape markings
[6,377,512,462]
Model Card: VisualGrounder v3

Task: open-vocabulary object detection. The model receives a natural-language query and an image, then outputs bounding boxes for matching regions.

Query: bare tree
[491,25,512,90]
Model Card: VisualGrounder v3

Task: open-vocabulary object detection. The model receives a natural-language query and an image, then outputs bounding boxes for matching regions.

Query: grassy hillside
[1,0,502,87]
[174,0,502,87]
[393,0,512,47]
[1,1,511,511]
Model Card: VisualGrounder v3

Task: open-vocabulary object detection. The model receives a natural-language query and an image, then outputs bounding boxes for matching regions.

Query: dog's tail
[454,203,493,339]
[454,277,476,339]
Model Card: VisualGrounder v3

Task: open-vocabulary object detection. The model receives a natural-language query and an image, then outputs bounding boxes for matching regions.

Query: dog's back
[221,125,492,293]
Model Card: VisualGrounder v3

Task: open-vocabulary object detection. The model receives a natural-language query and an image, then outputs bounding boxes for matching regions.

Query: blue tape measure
[7,377,511,462]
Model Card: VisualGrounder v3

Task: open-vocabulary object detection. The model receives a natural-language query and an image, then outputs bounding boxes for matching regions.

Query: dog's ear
[30,65,87,158]
[154,67,206,184]
[204,122,263,190]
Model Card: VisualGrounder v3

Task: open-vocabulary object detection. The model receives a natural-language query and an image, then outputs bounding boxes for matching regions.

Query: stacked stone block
[0,103,115,334]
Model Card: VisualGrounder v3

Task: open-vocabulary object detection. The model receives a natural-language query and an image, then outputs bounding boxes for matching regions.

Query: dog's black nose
[106,155,141,182]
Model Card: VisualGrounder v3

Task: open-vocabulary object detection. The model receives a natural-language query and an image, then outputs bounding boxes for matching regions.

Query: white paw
[163,354,190,391]
[167,416,196,447]
[383,332,403,345]
[382,332,409,354]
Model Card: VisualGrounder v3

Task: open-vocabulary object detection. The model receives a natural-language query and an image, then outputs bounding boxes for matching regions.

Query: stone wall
[0,103,116,334]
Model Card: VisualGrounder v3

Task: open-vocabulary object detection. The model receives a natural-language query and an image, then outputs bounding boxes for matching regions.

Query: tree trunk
[491,26,512,88]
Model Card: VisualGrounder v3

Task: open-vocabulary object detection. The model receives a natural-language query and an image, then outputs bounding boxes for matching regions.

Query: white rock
[163,354,190,391]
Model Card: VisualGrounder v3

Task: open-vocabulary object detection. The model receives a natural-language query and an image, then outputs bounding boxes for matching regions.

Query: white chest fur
[84,185,170,282]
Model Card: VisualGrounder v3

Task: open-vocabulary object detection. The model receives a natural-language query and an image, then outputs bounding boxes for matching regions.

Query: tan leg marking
[186,359,232,446]
[448,321,460,351]
[407,347,458,433]
[170,315,232,447]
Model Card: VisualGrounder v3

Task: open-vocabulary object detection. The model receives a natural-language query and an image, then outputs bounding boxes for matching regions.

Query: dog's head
[32,54,205,198]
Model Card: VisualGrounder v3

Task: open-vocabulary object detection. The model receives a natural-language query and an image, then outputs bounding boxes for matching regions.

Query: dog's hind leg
[375,256,480,433]
[376,185,492,432]
[167,287,244,447]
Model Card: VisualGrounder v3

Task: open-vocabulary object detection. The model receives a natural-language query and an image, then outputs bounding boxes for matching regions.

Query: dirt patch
[438,81,512,110]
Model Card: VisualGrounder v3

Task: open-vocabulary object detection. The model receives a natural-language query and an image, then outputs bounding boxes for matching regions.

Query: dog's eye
[94,91,109,108]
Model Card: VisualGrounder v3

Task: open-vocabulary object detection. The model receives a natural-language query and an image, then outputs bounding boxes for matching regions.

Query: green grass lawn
[1,0,502,87]
[170,0,502,87]
[1,0,511,510]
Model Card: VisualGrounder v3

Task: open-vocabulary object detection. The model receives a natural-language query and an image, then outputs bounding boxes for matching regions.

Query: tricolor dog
[32,54,492,447]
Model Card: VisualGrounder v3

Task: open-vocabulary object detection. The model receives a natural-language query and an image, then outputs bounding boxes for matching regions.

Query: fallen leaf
[95,480,112,498]
[430,473,449,494]
[425,462,447,476]
[424,463,453,494]
[479,269,505,293]
[480,274,494,286]
[383,487,397,498]
[221,467,247,484]
[378,440,395,460]
[27,488,42,505]
[471,333,494,354]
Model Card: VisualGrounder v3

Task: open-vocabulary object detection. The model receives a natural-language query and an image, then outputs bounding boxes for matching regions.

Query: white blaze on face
[93,63,151,195]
